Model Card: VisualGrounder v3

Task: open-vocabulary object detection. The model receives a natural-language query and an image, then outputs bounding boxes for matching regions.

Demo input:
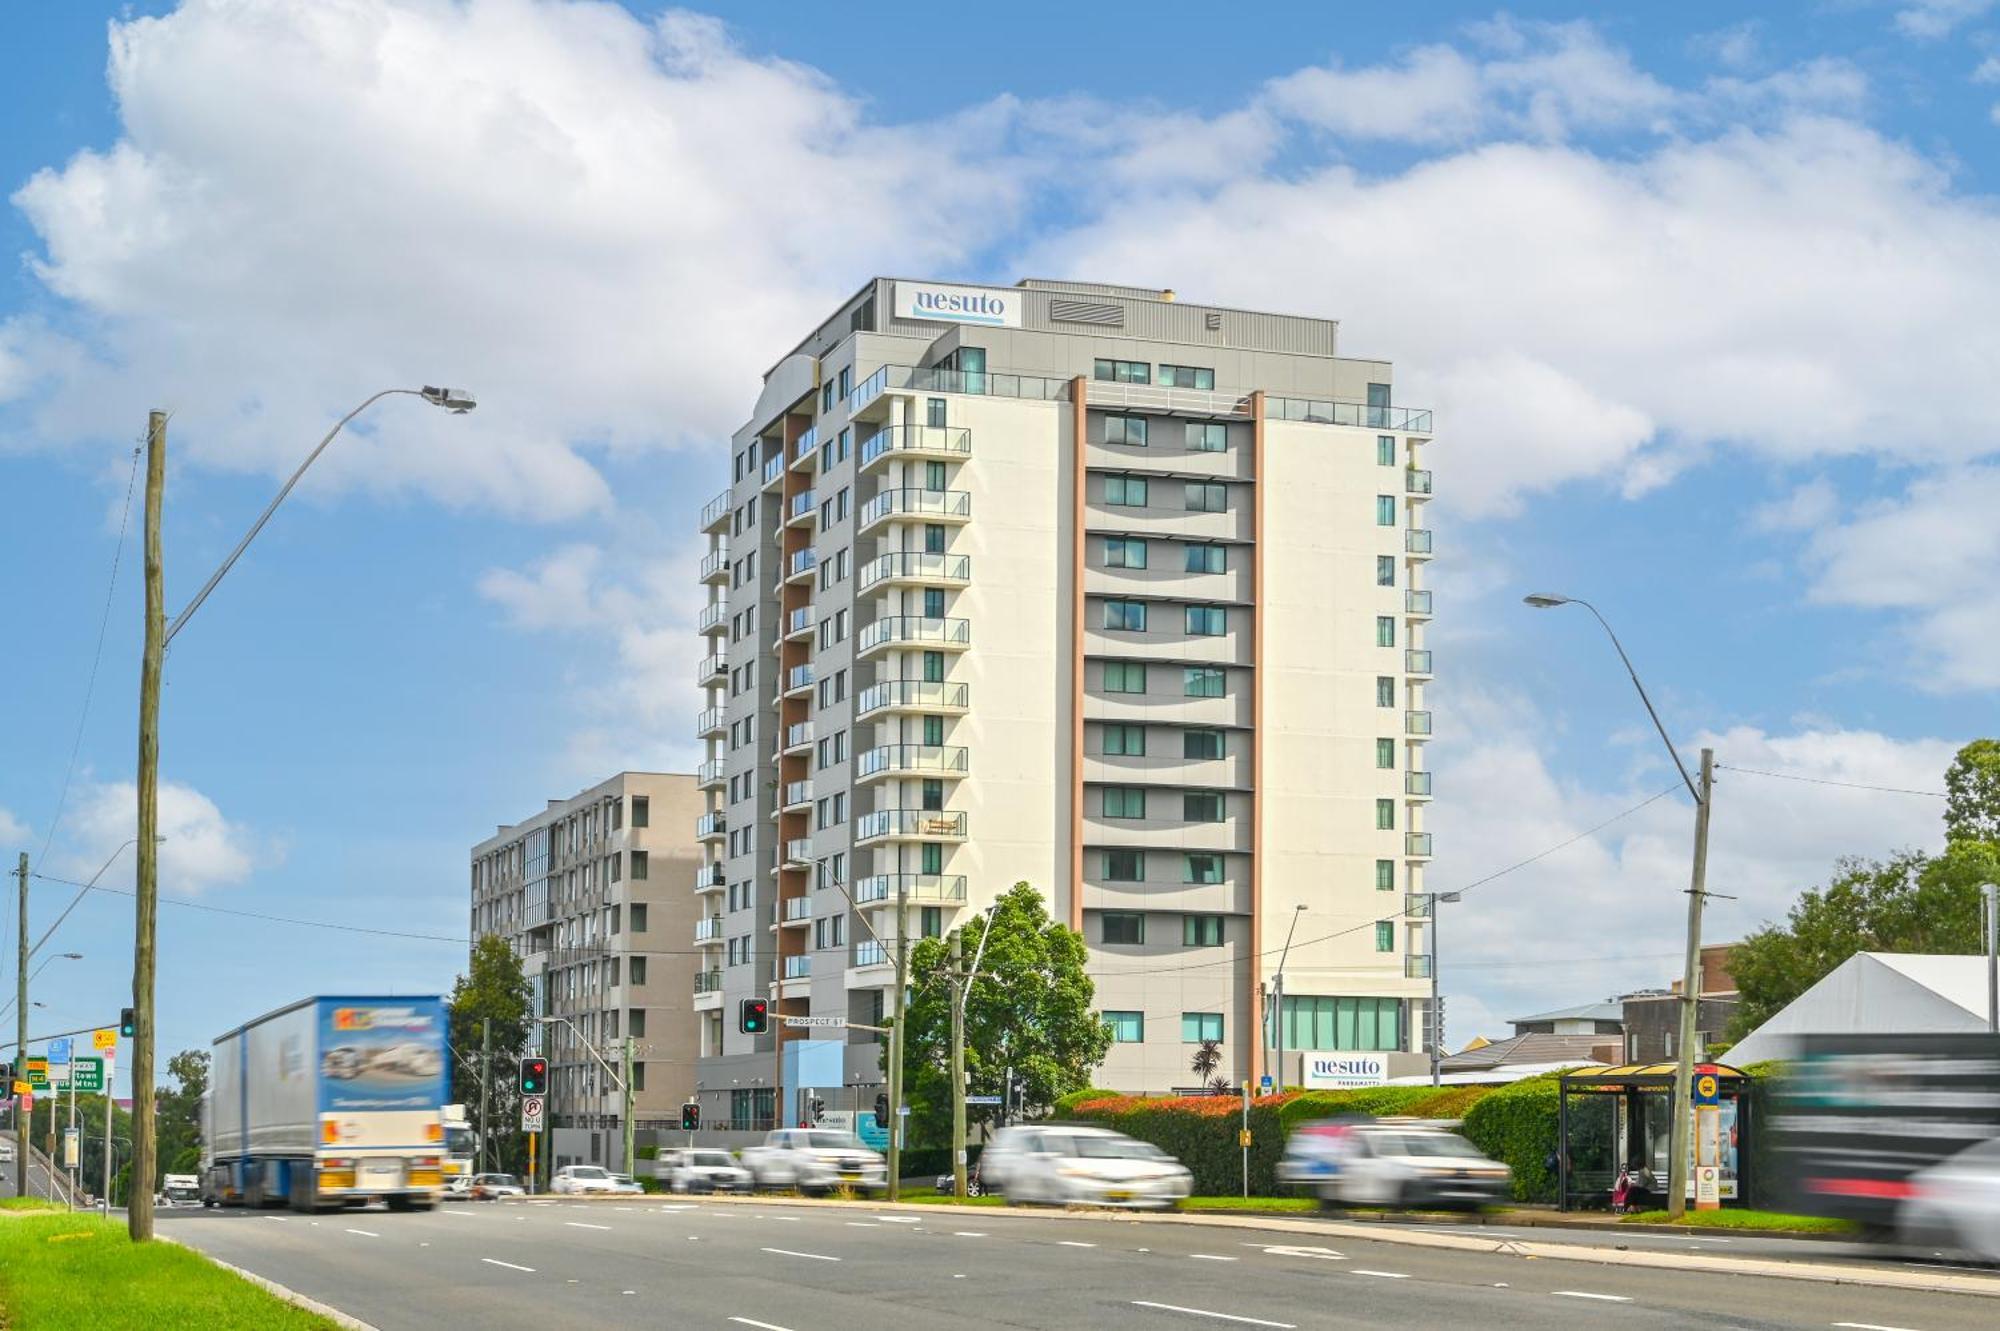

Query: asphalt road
[159,1195,2000,1330]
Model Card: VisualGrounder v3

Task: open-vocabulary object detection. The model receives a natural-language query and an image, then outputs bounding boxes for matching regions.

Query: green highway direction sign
[73,1057,105,1094]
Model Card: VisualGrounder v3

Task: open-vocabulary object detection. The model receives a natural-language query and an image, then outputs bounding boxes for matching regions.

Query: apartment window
[1103,724,1146,756]
[1185,482,1227,513]
[1375,799,1396,830]
[630,956,647,984]
[1184,728,1224,760]
[630,851,648,880]
[1104,1010,1145,1042]
[1184,666,1224,698]
[820,438,835,470]
[837,488,851,519]
[1103,786,1146,819]
[1186,421,1227,452]
[611,800,624,832]
[1375,921,1396,953]
[924,524,947,554]
[1104,599,1148,632]
[1104,537,1148,569]
[924,588,948,619]
[1104,661,1147,694]
[920,843,944,874]
[1185,853,1224,885]
[822,381,835,412]
[1094,358,1150,384]
[1376,616,1396,647]
[921,906,943,938]
[1377,555,1396,587]
[837,428,850,463]
[1181,1011,1224,1041]
[628,1008,648,1038]
[1105,475,1149,507]
[1184,791,1226,823]
[1182,915,1225,948]
[1375,859,1395,891]
[1104,850,1145,882]
[1104,414,1148,446]
[1376,495,1397,526]
[820,497,834,527]
[1376,738,1396,769]
[1377,676,1395,707]
[1185,543,1225,574]
[922,714,945,745]
[814,916,844,951]
[630,796,649,828]
[1185,606,1225,636]
[927,397,947,428]
[1377,435,1396,466]
[1279,995,1403,1052]
[921,779,944,811]
[1157,363,1215,390]
[838,366,852,399]
[924,461,947,492]
[1102,913,1145,945]
[630,903,648,932]
[923,651,946,683]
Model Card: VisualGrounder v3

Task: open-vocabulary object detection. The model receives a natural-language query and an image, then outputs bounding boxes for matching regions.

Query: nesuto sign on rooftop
[893,281,1021,328]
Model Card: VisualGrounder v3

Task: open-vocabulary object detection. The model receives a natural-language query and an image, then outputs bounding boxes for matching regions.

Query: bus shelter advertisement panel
[316,999,446,1113]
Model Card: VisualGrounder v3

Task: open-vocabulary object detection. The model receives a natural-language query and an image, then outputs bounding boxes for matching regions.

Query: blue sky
[4,1,1996,1091]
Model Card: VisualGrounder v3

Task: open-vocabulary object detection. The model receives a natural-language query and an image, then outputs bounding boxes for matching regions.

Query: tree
[888,882,1113,1146]
[447,934,533,1173]
[154,1049,208,1186]
[1944,739,2000,848]
[1190,1038,1224,1084]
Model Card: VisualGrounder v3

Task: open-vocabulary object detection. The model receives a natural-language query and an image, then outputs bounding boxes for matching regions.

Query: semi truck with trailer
[202,995,449,1212]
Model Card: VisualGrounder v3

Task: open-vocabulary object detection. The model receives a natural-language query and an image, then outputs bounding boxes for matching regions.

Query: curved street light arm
[1568,597,1701,806]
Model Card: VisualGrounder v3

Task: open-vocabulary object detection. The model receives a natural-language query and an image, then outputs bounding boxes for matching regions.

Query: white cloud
[1752,477,1838,533]
[6,0,1030,517]
[1798,464,2000,690]
[1976,56,2000,81]
[59,779,265,895]
[0,807,28,846]
[1893,0,1995,40]
[1691,22,1763,72]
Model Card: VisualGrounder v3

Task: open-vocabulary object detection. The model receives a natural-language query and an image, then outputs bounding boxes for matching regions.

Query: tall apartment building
[469,773,702,1171]
[691,278,1436,1126]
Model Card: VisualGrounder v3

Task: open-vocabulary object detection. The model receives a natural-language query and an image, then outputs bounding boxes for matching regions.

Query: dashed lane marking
[1189,1254,1237,1261]
[1832,1324,1924,1331]
[1350,1270,1409,1279]
[1554,1292,1632,1303]
[565,1222,612,1231]
[953,1231,986,1238]
[1058,1240,1097,1248]
[729,1320,795,1331]
[482,1258,535,1273]
[760,1247,839,1262]
[1130,1301,1297,1328]
[344,1228,380,1238]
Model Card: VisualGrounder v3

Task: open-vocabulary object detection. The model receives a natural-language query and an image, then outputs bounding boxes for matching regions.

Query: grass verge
[0,1197,66,1212]
[891,1187,1010,1206]
[1619,1208,1857,1234]
[1178,1196,1321,1214]
[0,1213,342,1329]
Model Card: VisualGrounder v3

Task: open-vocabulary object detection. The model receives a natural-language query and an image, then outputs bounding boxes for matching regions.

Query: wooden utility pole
[13,852,26,1201]
[130,410,165,1242]
[886,877,908,1201]
[1665,748,1715,1223]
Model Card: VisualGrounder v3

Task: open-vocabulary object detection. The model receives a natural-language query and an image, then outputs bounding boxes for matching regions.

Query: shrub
[1460,1076,1563,1201]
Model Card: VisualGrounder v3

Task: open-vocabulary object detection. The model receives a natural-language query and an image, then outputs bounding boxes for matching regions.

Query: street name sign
[964,1095,1002,1105]
[782,1016,846,1028]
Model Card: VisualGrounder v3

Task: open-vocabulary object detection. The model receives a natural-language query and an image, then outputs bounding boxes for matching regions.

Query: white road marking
[1246,1244,1344,1261]
[442,1209,477,1217]
[262,1216,289,1223]
[845,1222,881,1228]
[953,1231,986,1238]
[1555,1292,1632,1303]
[622,1290,635,1296]
[876,1215,921,1223]
[1130,1301,1296,1328]
[482,1258,535,1273]
[565,1221,612,1231]
[729,1320,795,1331]
[345,1228,380,1238]
[1189,1254,1237,1261]
[1350,1270,1409,1279]
[761,1247,840,1262]
[1833,1324,1924,1331]
[656,1204,698,1211]
[1058,1240,1097,1248]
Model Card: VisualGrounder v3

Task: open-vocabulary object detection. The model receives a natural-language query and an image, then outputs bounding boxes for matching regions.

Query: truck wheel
[386,1195,414,1213]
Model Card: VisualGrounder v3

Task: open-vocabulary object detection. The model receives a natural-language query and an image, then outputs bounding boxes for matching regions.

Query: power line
[1450,783,1683,900]
[29,871,467,944]
[1716,764,1946,799]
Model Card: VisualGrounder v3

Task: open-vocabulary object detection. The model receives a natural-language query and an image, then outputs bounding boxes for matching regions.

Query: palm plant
[1190,1038,1224,1084]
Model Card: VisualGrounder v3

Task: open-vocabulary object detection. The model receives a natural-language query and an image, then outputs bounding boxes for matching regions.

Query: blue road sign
[47,1037,72,1065]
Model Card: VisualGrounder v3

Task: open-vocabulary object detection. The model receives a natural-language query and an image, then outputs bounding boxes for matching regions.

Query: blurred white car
[608,1173,645,1195]
[1283,1121,1508,1210]
[988,1126,1190,1208]
[661,1149,752,1194]
[470,1173,525,1200]
[1899,1138,2000,1264]
[550,1165,621,1195]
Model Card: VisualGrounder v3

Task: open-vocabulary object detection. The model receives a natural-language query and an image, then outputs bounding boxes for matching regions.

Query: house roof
[1508,1000,1626,1026]
[1727,953,1997,1065]
[1439,1032,1614,1072]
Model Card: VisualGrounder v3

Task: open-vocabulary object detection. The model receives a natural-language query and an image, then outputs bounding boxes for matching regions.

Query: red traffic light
[739,998,769,1034]
[519,1056,548,1095]
[680,1102,700,1131]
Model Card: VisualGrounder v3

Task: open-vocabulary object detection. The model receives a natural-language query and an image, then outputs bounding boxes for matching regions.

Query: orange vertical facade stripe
[1069,377,1087,933]
[1249,391,1267,1090]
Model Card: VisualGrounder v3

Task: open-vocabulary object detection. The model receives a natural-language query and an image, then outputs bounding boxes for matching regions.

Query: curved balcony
[782,779,813,811]
[779,895,812,928]
[1405,589,1433,620]
[782,954,813,980]
[784,605,815,641]
[784,662,815,697]
[856,679,970,718]
[858,551,970,593]
[854,874,968,909]
[851,940,890,969]
[1405,528,1433,560]
[783,549,818,585]
[859,424,972,472]
[860,488,971,534]
[791,425,818,470]
[695,810,727,842]
[783,838,813,869]
[856,808,967,845]
[787,489,817,528]
[856,744,969,784]
[696,759,725,791]
[699,546,730,584]
[700,490,731,533]
[698,600,728,636]
[761,451,786,490]
[857,616,970,659]
[695,707,725,740]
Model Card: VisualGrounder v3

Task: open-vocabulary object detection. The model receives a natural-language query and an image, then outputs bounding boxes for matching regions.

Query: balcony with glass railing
[859,488,971,533]
[787,490,817,527]
[856,744,969,783]
[695,810,727,840]
[782,954,813,980]
[1405,770,1433,800]
[858,423,972,471]
[1405,589,1433,619]
[853,874,968,908]
[696,758,725,790]
[782,605,814,642]
[1405,528,1433,559]
[700,489,731,532]
[699,546,730,584]
[1405,649,1433,677]
[791,425,818,469]
[784,662,815,696]
[761,452,786,489]
[783,548,818,584]
[781,895,812,926]
[1405,954,1435,980]
[783,838,813,867]
[847,363,1070,417]
[693,916,724,945]
[696,652,726,685]
[695,707,725,739]
[698,600,728,635]
[856,808,967,844]
[856,679,970,718]
[1265,398,1435,434]
[1406,468,1433,499]
[1406,710,1433,737]
[1406,832,1434,858]
[851,940,889,969]
[783,779,813,811]
[694,969,724,995]
[695,861,725,893]
[858,551,970,593]
[783,720,815,755]
[857,616,970,658]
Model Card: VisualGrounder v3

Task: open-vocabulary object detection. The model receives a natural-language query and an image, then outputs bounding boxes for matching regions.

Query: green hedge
[1459,1076,1563,1201]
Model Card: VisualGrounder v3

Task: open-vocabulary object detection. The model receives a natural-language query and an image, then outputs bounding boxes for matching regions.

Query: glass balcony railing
[782,955,813,980]
[792,425,818,465]
[694,707,724,737]
[858,551,970,591]
[859,423,973,469]
[699,547,729,581]
[762,453,785,487]
[856,809,968,841]
[851,940,888,968]
[700,490,731,531]
[857,616,970,654]
[1405,529,1433,556]
[693,916,724,943]
[1405,770,1433,797]
[696,653,725,684]
[1405,832,1434,858]
[696,861,725,889]
[847,363,1070,415]
[698,601,727,633]
[860,488,971,528]
[782,895,812,923]
[1405,955,1435,980]
[1265,398,1435,433]
[785,548,818,581]
[694,969,724,994]
[1404,892,1433,918]
[785,720,815,751]
[785,663,815,693]
[1405,589,1433,616]
[1406,468,1433,496]
[1406,710,1433,736]
[856,679,970,716]
[1405,649,1433,676]
[696,759,725,788]
[853,874,968,906]
[789,489,817,522]
[784,838,813,865]
[783,779,813,808]
[857,744,969,779]
[695,811,727,839]
[786,605,814,638]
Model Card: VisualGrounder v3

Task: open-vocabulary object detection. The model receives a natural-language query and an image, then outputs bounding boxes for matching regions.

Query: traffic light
[738,997,769,1034]
[680,1102,700,1131]
[519,1056,547,1095]
[873,1093,889,1129]
[119,1008,136,1039]
[809,1096,825,1124]
[0,1061,12,1084]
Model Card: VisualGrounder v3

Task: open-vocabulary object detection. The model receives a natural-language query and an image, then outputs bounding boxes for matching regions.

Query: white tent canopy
[1727,952,1996,1065]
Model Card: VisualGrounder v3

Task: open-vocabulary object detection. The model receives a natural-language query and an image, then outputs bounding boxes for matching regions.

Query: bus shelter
[1557,1063,1751,1212]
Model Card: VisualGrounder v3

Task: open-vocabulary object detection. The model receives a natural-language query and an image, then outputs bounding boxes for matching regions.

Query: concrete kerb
[158,1234,380,1331]
[659,1192,2000,1300]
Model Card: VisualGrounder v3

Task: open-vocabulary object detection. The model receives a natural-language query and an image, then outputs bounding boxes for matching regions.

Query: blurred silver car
[1898,1138,2000,1264]
[1282,1120,1508,1210]
[661,1149,751,1194]
[987,1126,1190,1208]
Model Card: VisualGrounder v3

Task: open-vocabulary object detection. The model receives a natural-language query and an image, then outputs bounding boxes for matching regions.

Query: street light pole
[887,876,908,1202]
[13,852,27,1202]
[1525,593,1711,1222]
[536,1016,629,1174]
[1271,905,1305,1093]
[1981,882,1998,1034]
[130,389,473,1242]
